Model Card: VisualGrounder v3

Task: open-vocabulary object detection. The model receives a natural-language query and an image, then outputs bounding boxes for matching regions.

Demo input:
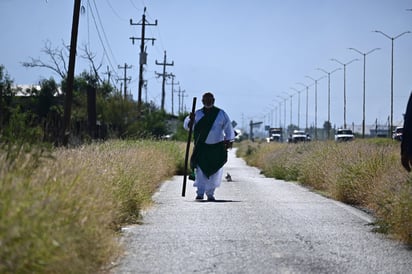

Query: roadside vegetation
[237,139,412,245]
[0,139,185,273]
[1,60,192,273]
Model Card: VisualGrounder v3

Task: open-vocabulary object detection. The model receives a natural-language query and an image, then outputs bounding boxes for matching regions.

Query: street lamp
[296,82,312,131]
[348,47,380,138]
[282,91,293,127]
[374,30,411,134]
[306,75,326,140]
[331,58,359,129]
[273,99,282,129]
[291,87,304,129]
[317,67,341,139]
[277,95,287,134]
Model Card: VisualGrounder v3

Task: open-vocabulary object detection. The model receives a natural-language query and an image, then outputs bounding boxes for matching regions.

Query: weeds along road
[112,149,411,274]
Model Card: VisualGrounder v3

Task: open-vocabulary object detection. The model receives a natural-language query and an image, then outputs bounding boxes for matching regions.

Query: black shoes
[195,195,215,201]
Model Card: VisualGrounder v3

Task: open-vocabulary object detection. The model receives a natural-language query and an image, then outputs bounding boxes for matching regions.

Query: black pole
[62,0,81,146]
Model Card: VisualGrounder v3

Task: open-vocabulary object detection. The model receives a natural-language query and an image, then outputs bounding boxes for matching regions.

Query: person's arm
[183,112,195,131]
[222,111,235,149]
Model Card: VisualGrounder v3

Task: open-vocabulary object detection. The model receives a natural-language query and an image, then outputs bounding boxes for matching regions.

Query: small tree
[0,65,15,127]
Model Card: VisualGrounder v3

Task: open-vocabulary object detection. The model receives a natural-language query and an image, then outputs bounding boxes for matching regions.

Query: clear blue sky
[1,0,411,132]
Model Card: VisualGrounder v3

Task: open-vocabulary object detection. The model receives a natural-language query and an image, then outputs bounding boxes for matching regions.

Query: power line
[105,0,127,21]
[90,0,119,77]
[87,1,117,79]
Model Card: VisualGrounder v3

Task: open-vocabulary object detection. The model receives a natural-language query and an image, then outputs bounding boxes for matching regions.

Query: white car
[392,127,403,141]
[335,129,355,142]
[290,130,310,143]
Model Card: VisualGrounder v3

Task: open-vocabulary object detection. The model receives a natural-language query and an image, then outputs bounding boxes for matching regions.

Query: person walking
[184,92,235,201]
[401,92,412,171]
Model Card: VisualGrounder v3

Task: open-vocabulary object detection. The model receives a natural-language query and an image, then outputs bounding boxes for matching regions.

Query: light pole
[331,58,359,129]
[291,87,304,129]
[317,67,341,139]
[273,99,282,129]
[277,95,287,135]
[374,30,411,134]
[306,75,326,140]
[273,105,277,127]
[348,47,380,138]
[296,82,312,131]
[282,92,293,128]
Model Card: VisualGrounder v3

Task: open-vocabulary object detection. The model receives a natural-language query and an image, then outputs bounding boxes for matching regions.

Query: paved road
[112,149,411,274]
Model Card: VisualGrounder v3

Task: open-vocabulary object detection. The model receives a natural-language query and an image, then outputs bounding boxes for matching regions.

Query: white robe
[184,108,235,195]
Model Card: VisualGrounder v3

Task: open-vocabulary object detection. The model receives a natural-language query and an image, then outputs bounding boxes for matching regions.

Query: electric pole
[181,89,188,114]
[177,86,186,115]
[103,65,112,85]
[117,63,132,99]
[63,0,81,147]
[166,74,179,115]
[155,50,174,111]
[130,7,157,116]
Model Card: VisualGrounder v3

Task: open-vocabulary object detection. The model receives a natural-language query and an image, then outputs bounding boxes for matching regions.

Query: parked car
[392,127,403,141]
[335,129,355,142]
[289,130,310,143]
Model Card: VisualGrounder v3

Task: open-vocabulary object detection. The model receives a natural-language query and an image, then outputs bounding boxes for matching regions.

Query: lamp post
[296,82,311,131]
[273,99,282,129]
[317,67,341,139]
[282,92,293,127]
[348,47,380,138]
[374,30,411,134]
[273,105,277,127]
[331,58,359,129]
[305,75,326,140]
[291,87,304,129]
[277,95,287,134]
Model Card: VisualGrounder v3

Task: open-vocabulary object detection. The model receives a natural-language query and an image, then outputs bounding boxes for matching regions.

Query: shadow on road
[192,199,242,203]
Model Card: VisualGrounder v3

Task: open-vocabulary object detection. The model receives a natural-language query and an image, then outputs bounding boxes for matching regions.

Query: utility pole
[180,88,187,114]
[103,65,112,85]
[143,80,148,103]
[63,0,81,147]
[155,50,174,111]
[117,63,132,99]
[130,7,157,116]
[166,74,179,115]
[175,86,184,115]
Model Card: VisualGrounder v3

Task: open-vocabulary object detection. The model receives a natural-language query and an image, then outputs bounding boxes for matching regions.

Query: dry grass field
[0,140,184,273]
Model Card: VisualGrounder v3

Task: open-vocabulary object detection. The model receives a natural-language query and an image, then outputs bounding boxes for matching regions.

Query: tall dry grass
[0,140,184,273]
[237,139,412,245]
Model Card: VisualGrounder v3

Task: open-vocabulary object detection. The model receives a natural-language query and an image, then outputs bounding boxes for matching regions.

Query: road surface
[112,148,411,274]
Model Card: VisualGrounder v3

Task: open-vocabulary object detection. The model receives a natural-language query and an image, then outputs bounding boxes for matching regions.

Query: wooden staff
[182,97,197,197]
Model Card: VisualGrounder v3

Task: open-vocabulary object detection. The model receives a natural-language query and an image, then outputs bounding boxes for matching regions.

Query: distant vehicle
[335,129,355,142]
[392,127,403,141]
[267,127,283,142]
[290,130,310,143]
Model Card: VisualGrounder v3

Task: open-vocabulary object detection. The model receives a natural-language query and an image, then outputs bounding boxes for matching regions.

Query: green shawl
[190,107,227,178]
